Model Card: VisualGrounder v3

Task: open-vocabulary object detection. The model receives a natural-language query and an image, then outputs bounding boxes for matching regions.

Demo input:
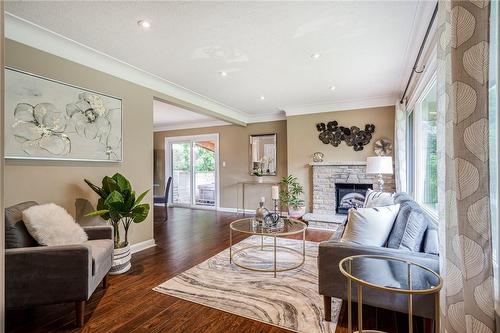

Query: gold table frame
[339,255,443,333]
[229,218,307,278]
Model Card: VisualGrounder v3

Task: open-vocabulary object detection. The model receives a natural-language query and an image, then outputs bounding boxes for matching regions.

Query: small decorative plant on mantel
[85,173,150,274]
[279,175,306,218]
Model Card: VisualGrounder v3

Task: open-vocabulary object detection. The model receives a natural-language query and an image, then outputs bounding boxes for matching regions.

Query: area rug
[154,236,341,333]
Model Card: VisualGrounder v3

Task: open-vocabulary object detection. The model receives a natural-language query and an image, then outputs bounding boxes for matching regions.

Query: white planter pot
[255,176,264,183]
[109,244,131,275]
[288,206,306,219]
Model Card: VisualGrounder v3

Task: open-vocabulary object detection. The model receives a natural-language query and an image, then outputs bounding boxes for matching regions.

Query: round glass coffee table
[339,255,442,333]
[229,218,307,277]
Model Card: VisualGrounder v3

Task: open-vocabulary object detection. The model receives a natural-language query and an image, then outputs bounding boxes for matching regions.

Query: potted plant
[279,175,306,218]
[85,173,150,275]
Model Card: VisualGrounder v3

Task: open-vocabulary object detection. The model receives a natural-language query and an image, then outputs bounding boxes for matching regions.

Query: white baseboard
[217,207,287,216]
[130,239,156,254]
[217,207,255,214]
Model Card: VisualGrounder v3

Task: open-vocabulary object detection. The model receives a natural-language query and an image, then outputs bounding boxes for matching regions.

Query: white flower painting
[5,68,122,162]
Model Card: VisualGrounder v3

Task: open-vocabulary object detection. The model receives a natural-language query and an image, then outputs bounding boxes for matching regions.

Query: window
[408,77,438,214]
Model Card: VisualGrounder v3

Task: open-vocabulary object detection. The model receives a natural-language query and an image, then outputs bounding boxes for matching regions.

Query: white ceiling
[5,1,436,123]
[153,100,230,131]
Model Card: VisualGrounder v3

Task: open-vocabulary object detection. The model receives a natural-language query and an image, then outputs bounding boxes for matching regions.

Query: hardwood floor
[6,207,424,333]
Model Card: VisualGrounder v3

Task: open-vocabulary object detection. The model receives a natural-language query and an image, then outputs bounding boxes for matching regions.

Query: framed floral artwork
[4,67,123,162]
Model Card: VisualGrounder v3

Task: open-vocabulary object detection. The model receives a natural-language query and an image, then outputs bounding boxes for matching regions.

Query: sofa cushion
[399,210,429,252]
[22,203,88,246]
[341,204,400,246]
[364,189,394,208]
[423,221,439,255]
[393,192,414,204]
[5,201,39,249]
[85,239,114,276]
[386,195,435,253]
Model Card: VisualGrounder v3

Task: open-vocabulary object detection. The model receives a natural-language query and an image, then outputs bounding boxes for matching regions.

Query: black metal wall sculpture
[316,121,375,151]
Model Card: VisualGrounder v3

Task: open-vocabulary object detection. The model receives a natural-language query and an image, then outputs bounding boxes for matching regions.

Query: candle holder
[264,199,280,228]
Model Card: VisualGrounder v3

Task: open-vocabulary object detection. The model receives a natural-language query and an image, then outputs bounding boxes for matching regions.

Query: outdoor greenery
[423,99,438,210]
[279,175,305,209]
[172,143,215,172]
[85,173,150,248]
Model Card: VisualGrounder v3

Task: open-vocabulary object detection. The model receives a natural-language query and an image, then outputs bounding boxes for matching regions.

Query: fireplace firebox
[335,183,372,214]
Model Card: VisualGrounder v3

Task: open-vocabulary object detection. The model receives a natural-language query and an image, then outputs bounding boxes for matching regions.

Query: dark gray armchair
[318,193,440,322]
[5,201,114,327]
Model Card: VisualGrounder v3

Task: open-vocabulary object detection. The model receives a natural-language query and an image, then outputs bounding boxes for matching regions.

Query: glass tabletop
[230,218,306,236]
[339,255,442,294]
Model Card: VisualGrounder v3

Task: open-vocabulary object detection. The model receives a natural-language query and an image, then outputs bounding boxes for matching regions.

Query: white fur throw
[22,203,88,246]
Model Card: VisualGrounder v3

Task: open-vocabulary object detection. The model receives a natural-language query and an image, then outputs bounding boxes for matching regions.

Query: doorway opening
[165,134,219,209]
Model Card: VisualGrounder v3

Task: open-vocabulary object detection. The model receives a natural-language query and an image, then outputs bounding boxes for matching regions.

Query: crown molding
[154,119,232,132]
[4,12,249,125]
[282,95,396,117]
[246,111,286,123]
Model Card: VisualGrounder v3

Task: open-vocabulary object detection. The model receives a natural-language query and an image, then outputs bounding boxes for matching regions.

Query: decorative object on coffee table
[339,255,442,333]
[229,218,307,277]
[255,197,269,224]
[374,138,393,156]
[280,175,306,218]
[84,173,150,274]
[316,121,375,151]
[366,156,393,191]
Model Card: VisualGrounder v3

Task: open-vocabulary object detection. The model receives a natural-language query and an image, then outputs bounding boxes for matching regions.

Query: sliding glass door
[166,135,218,209]
[171,142,192,206]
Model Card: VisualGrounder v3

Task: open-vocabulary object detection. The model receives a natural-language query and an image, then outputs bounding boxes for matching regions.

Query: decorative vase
[288,206,306,218]
[110,243,131,275]
[256,176,264,183]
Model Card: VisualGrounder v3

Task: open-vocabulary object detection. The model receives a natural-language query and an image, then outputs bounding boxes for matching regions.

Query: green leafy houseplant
[85,173,150,249]
[279,175,305,209]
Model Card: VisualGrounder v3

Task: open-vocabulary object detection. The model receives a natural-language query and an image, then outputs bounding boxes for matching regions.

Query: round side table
[339,255,442,333]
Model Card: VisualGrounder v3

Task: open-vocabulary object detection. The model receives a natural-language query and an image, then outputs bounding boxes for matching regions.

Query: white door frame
[165,134,220,210]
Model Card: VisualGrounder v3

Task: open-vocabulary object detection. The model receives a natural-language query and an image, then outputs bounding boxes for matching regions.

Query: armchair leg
[102,274,108,289]
[324,295,332,321]
[75,301,85,327]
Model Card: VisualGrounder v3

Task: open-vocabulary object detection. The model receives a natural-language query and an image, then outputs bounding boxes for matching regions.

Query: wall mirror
[249,133,277,176]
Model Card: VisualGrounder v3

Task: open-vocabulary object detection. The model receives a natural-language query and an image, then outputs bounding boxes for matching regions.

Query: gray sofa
[318,192,439,321]
[5,201,114,327]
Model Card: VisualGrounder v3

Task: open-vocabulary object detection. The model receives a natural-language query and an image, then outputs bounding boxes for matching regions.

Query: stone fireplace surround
[304,161,396,228]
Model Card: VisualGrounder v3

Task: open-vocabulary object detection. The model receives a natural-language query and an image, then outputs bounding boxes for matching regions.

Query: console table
[236,180,279,215]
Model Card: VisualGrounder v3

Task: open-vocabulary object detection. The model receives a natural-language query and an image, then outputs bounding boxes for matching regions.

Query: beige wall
[4,40,160,246]
[287,106,395,211]
[154,121,287,209]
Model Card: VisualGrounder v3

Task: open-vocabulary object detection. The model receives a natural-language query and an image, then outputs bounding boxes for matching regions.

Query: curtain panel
[437,0,496,332]
[394,101,407,193]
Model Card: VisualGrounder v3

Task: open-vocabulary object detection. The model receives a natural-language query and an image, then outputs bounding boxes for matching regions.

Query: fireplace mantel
[309,161,367,166]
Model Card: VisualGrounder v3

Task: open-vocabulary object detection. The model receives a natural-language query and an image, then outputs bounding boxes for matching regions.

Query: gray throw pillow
[386,200,420,249]
[399,210,429,252]
[5,201,39,249]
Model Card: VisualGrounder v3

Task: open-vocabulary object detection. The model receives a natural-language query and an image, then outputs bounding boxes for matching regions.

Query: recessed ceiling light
[311,53,321,59]
[137,20,151,29]
[260,96,265,100]
[219,71,228,77]
[329,86,336,91]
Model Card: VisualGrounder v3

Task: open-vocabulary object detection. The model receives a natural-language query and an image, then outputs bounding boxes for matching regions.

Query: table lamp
[366,156,393,191]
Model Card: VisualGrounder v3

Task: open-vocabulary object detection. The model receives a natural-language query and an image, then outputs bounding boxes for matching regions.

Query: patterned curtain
[394,101,407,192]
[437,0,496,332]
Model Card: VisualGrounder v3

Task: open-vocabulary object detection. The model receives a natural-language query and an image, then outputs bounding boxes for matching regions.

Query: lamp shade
[366,156,393,174]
